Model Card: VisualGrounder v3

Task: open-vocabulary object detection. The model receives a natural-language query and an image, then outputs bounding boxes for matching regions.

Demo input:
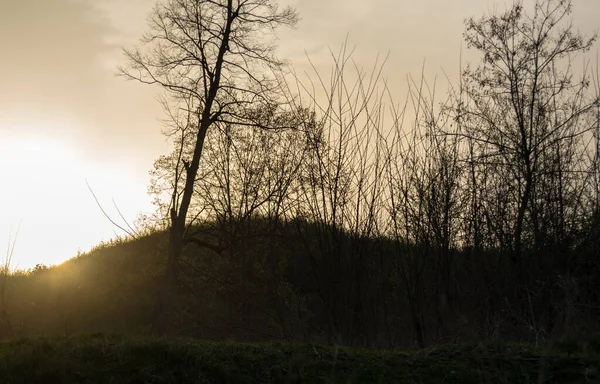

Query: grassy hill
[0,333,599,383]
[0,223,597,382]
[1,218,599,346]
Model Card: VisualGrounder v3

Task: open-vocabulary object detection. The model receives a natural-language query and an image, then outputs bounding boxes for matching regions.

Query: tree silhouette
[459,0,597,261]
[120,0,298,335]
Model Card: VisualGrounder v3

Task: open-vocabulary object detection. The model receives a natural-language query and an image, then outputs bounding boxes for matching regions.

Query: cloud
[0,0,162,168]
[82,0,155,46]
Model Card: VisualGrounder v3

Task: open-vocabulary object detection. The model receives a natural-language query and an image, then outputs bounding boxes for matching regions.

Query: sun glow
[0,129,153,270]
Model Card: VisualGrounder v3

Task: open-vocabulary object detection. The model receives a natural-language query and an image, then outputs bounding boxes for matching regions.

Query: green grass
[0,334,598,383]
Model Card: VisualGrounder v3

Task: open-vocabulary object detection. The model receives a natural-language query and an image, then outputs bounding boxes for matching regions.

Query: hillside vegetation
[0,221,598,348]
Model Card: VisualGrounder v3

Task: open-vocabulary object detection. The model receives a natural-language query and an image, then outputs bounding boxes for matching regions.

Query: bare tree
[382,69,464,347]
[120,0,298,335]
[459,0,597,261]
[283,43,400,346]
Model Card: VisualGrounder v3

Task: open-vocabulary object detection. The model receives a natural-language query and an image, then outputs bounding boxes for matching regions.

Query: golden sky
[0,0,597,269]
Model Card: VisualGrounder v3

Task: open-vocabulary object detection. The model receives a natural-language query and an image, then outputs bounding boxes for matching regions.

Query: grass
[0,334,598,383]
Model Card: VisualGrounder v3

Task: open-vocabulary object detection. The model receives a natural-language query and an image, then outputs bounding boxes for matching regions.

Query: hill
[0,218,599,347]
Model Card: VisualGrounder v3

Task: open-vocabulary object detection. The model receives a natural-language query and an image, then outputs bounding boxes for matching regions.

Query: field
[0,334,598,383]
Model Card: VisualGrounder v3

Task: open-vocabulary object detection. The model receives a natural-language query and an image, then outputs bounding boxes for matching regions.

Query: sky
[0,0,598,269]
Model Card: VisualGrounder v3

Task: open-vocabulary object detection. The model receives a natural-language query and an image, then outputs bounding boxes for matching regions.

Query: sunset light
[0,0,599,381]
[0,124,153,269]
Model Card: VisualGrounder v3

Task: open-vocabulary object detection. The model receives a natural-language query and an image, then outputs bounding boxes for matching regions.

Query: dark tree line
[129,0,600,347]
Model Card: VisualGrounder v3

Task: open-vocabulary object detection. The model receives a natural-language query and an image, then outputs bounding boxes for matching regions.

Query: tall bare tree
[120,0,298,334]
[460,0,597,261]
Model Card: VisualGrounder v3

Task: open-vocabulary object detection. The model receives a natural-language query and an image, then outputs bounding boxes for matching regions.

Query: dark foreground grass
[0,334,598,384]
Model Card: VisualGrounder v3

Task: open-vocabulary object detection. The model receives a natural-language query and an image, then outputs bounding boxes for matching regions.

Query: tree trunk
[514,169,533,264]
[155,223,184,336]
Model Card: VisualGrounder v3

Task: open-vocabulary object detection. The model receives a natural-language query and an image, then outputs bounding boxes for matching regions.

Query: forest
[1,0,599,382]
